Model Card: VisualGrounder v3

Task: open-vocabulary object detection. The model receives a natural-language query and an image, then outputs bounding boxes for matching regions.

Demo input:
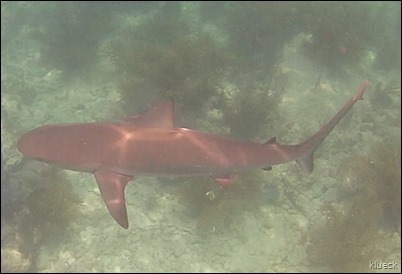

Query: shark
[17,80,369,228]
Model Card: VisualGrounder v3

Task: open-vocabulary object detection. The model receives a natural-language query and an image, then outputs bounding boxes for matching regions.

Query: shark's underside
[17,80,369,228]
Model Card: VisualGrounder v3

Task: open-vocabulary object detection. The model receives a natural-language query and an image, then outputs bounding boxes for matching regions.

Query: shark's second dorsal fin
[264,137,277,145]
[125,98,174,129]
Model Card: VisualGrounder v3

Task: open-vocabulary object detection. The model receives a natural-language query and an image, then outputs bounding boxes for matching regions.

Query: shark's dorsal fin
[94,169,132,229]
[125,98,174,129]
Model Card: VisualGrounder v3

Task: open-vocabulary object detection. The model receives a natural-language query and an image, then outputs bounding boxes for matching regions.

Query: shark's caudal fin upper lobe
[295,80,369,172]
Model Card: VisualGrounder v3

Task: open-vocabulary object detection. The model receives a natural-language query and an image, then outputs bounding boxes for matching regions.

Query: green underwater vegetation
[221,86,281,140]
[217,2,302,78]
[301,2,401,74]
[111,3,230,123]
[1,162,81,272]
[116,31,229,120]
[301,2,369,72]
[341,139,401,231]
[26,2,114,77]
[24,165,81,244]
[172,171,278,236]
[370,81,400,111]
[306,138,401,272]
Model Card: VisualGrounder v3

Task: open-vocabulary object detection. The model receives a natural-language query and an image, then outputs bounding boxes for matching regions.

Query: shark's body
[17,80,369,228]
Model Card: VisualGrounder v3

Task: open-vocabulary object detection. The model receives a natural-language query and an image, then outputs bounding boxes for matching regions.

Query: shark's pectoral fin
[94,170,132,229]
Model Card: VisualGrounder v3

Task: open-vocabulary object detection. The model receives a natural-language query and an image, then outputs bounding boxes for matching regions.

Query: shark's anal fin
[215,174,237,187]
[94,170,132,229]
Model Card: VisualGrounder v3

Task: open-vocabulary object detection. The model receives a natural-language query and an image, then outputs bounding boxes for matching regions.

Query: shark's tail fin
[295,80,369,172]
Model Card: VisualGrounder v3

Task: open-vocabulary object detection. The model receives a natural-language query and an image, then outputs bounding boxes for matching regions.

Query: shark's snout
[17,131,34,156]
[17,128,48,160]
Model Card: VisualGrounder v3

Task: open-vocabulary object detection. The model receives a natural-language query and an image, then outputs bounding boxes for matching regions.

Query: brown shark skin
[17,80,369,228]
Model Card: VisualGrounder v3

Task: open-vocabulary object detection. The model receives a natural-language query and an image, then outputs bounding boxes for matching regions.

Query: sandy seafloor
[1,2,401,273]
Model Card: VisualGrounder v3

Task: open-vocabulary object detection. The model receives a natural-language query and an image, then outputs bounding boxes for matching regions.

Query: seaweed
[370,81,400,110]
[218,2,303,82]
[1,161,81,272]
[110,1,231,122]
[222,86,281,140]
[24,165,81,245]
[306,138,401,272]
[29,2,114,77]
[307,203,377,273]
[172,172,274,236]
[300,2,396,74]
[114,18,230,121]
[339,139,401,232]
